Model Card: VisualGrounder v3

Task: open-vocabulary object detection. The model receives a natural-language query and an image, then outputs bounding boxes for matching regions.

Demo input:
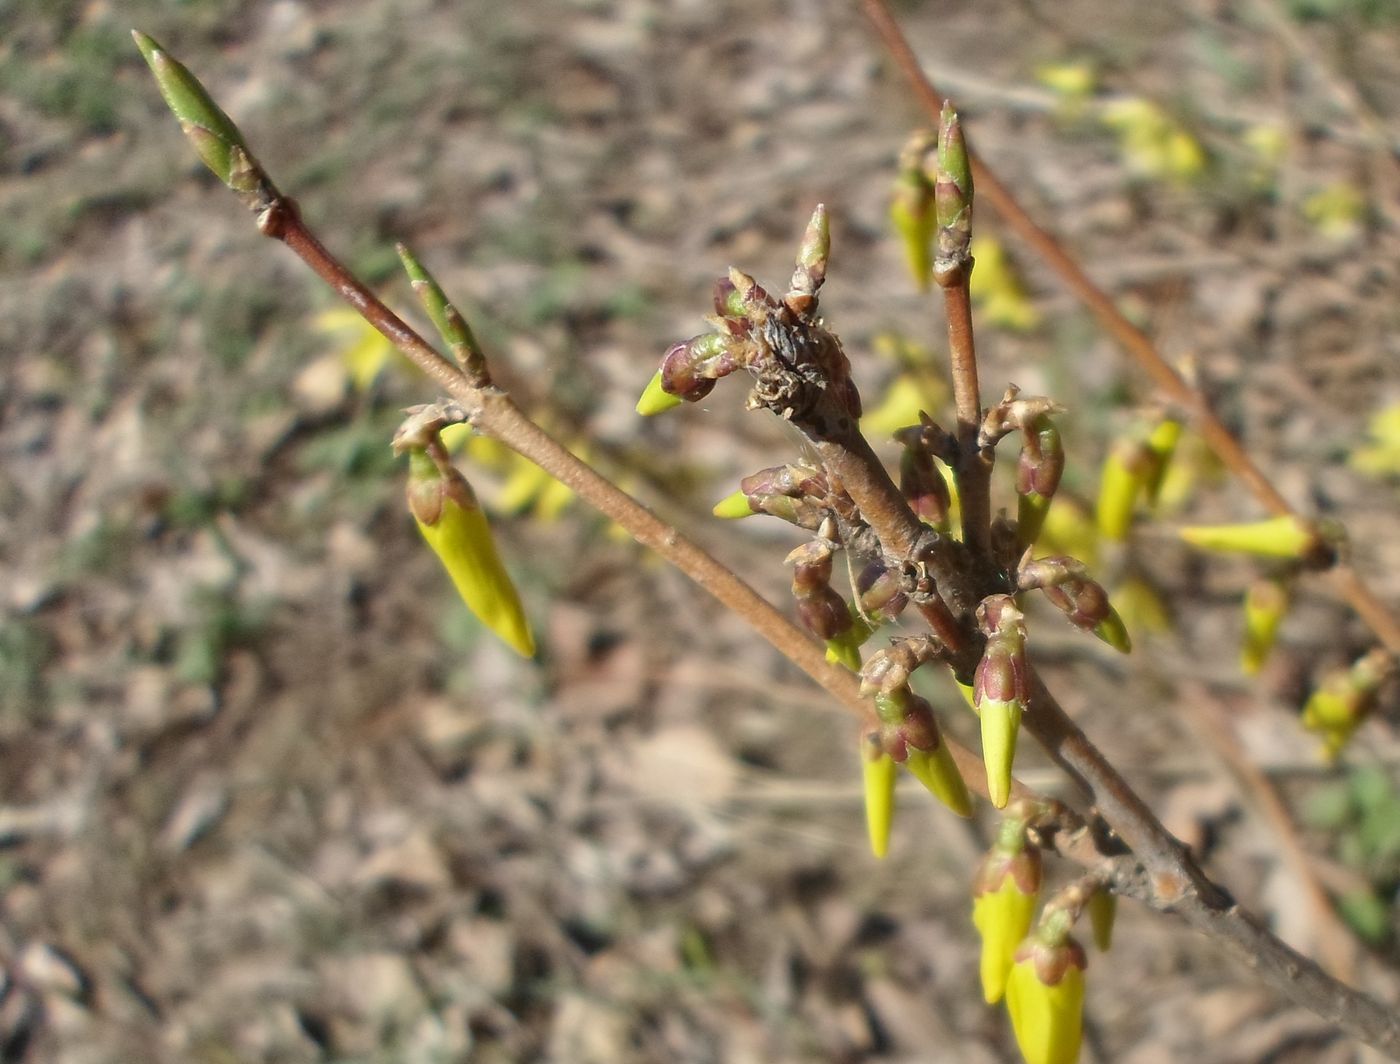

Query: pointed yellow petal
[862,749,898,859]
[980,698,1021,809]
[1178,515,1316,559]
[1006,959,1084,1064]
[636,369,684,416]
[1241,578,1289,676]
[904,744,972,818]
[973,881,1038,1003]
[417,496,535,658]
[712,490,756,519]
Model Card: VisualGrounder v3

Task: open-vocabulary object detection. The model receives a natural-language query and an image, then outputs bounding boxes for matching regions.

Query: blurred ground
[4,0,1400,1061]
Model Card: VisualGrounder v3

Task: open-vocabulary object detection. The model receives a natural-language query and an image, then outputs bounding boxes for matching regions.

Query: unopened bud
[1087,890,1117,952]
[134,31,265,193]
[1302,649,1394,760]
[890,130,937,291]
[406,448,535,658]
[974,596,1028,808]
[785,203,829,317]
[972,815,1042,1002]
[1096,435,1154,542]
[1006,917,1087,1064]
[1178,515,1324,562]
[905,742,972,817]
[896,427,952,530]
[637,369,685,416]
[660,331,742,403]
[1241,577,1290,676]
[932,102,973,283]
[862,731,898,859]
[1017,415,1064,547]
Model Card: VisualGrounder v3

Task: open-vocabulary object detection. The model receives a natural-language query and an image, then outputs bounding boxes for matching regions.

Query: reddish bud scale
[1041,579,1112,630]
[872,688,941,758]
[795,587,853,641]
[857,563,910,624]
[1017,555,1089,591]
[974,597,1029,704]
[1016,417,1065,500]
[740,463,828,500]
[899,439,952,528]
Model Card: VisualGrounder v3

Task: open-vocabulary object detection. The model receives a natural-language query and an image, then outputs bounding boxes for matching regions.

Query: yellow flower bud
[1095,438,1149,542]
[408,450,535,658]
[712,490,757,519]
[1178,515,1318,560]
[636,369,684,416]
[1006,930,1087,1064]
[862,735,898,860]
[972,814,1042,1003]
[904,742,972,818]
[979,698,1020,809]
[1241,578,1289,676]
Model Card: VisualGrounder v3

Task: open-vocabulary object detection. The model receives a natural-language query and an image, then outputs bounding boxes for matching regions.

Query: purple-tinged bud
[1041,578,1112,630]
[660,338,718,403]
[1017,415,1065,547]
[859,637,944,697]
[788,542,852,641]
[740,463,828,501]
[857,562,909,622]
[1006,916,1087,1064]
[974,596,1028,808]
[713,276,745,319]
[1017,555,1090,592]
[972,813,1043,1003]
[785,203,830,318]
[896,429,952,530]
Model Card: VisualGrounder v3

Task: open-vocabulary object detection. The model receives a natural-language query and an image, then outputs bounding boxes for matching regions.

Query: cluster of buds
[1018,556,1131,654]
[1302,648,1395,759]
[643,206,862,422]
[971,810,1042,1003]
[974,596,1029,808]
[859,678,971,857]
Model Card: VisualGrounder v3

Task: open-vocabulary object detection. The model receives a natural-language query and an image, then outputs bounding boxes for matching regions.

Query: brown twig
[858,0,1400,661]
